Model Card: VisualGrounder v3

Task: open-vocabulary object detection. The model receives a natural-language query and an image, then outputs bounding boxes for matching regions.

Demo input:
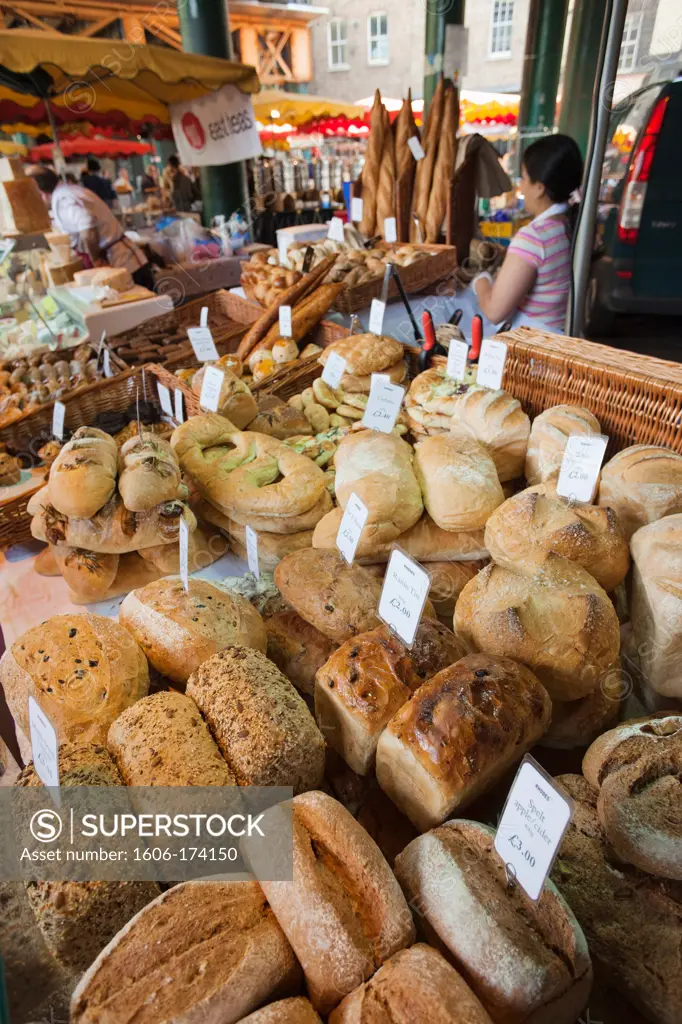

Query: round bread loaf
[249,395,312,439]
[266,609,337,696]
[414,434,504,531]
[240,998,322,1023]
[318,333,404,376]
[525,405,601,485]
[454,556,621,701]
[48,426,118,518]
[449,385,530,482]
[484,484,630,591]
[191,364,258,428]
[599,444,682,539]
[119,576,267,685]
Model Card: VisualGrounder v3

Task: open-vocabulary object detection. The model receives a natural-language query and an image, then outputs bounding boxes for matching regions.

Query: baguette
[411,75,445,242]
[252,282,346,357]
[359,90,386,237]
[376,107,395,235]
[395,91,420,243]
[425,81,458,243]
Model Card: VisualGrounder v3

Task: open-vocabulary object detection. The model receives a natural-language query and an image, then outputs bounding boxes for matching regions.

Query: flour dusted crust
[414,434,504,532]
[525,405,601,486]
[318,333,404,376]
[48,426,118,518]
[191,364,258,429]
[598,444,682,538]
[240,998,322,1023]
[117,433,185,512]
[449,385,530,482]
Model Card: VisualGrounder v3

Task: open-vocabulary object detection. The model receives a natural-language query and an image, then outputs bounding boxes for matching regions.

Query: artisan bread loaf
[244,791,415,1015]
[186,646,325,792]
[117,433,185,511]
[71,880,302,1024]
[221,489,332,534]
[484,484,630,591]
[0,614,148,744]
[266,610,337,696]
[48,426,117,517]
[240,998,322,1023]
[329,943,493,1024]
[337,357,407,395]
[449,386,530,482]
[427,559,489,620]
[318,333,404,377]
[139,522,228,574]
[192,364,258,428]
[225,519,314,571]
[406,367,474,418]
[376,654,551,830]
[250,394,312,439]
[315,620,468,776]
[395,820,592,1024]
[49,546,119,602]
[69,551,162,604]
[598,444,682,538]
[454,556,620,701]
[414,434,504,531]
[525,406,601,485]
[551,774,682,1024]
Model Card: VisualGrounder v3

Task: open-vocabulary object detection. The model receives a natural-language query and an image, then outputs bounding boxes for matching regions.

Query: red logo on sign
[181,112,206,150]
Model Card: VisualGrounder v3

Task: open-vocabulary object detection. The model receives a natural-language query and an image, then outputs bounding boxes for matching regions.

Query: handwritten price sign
[336,493,369,565]
[378,548,431,646]
[361,376,405,434]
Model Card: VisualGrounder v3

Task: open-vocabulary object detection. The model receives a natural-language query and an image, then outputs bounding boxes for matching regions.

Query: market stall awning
[28,134,154,161]
[355,90,519,127]
[253,89,362,128]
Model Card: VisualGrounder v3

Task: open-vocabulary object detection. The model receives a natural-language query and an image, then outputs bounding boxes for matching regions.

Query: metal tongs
[387,262,422,343]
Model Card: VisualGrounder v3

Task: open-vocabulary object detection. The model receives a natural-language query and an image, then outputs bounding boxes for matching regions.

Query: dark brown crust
[266,610,337,696]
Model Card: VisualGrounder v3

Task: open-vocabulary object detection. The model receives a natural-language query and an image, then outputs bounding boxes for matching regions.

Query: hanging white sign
[170,84,262,168]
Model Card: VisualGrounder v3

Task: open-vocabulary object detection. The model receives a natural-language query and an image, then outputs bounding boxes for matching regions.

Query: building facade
[460,0,530,93]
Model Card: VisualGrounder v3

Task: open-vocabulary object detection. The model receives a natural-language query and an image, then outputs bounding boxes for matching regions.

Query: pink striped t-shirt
[507,214,571,330]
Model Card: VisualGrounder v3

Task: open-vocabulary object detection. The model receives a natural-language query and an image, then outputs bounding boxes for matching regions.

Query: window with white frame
[328,18,348,70]
[618,11,642,73]
[489,0,514,58]
[368,13,389,65]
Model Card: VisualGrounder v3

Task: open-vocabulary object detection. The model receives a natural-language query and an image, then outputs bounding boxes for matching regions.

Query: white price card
[279,305,293,337]
[407,135,425,161]
[277,233,289,266]
[446,339,469,381]
[556,434,609,504]
[321,351,347,389]
[187,325,219,362]
[28,696,59,791]
[368,298,386,335]
[328,216,345,242]
[156,382,173,419]
[245,524,260,578]
[384,217,397,243]
[102,348,113,378]
[351,196,364,223]
[200,306,209,328]
[174,388,185,424]
[52,400,66,440]
[476,338,508,391]
[179,517,190,593]
[378,548,431,646]
[494,755,574,901]
[362,375,405,434]
[199,366,225,413]
[336,493,369,565]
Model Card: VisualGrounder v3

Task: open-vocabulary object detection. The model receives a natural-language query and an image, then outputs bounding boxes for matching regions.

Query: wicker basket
[259,343,422,402]
[332,244,458,315]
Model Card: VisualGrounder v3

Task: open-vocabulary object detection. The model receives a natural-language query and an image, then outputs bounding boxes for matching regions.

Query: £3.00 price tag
[362,375,405,434]
[28,696,60,791]
[494,755,574,901]
[174,388,185,424]
[384,217,397,243]
[52,401,66,440]
[179,517,190,592]
[446,339,469,381]
[188,326,219,362]
[556,434,609,504]
[407,135,425,161]
[368,299,386,335]
[351,197,364,222]
[379,548,431,646]
[336,493,369,565]
[245,524,260,578]
[321,350,347,389]
[279,305,293,337]
[476,339,508,391]
[157,382,173,419]
[199,366,224,412]
[328,216,345,242]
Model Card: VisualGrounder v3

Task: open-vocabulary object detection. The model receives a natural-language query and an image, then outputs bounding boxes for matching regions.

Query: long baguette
[359,90,385,238]
[411,76,445,242]
[425,82,459,242]
[395,89,420,182]
[376,107,395,235]
[251,282,346,357]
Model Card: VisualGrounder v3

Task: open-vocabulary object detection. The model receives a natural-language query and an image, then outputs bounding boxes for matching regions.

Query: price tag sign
[368,299,386,335]
[328,216,345,242]
[245,524,260,578]
[102,348,113,378]
[28,696,59,791]
[156,382,173,419]
[52,401,66,440]
[279,305,293,338]
[476,339,508,391]
[446,339,469,381]
[379,548,431,646]
[351,197,364,223]
[336,493,369,565]
[362,375,405,434]
[384,217,397,243]
[407,135,425,161]
[494,755,574,901]
[277,233,289,266]
[321,351,347,389]
[200,306,209,328]
[188,326,219,362]
[199,366,225,413]
[174,388,185,424]
[179,517,190,593]
[556,434,609,504]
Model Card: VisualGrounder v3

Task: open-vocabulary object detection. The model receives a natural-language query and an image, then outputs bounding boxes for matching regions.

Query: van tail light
[618,95,669,243]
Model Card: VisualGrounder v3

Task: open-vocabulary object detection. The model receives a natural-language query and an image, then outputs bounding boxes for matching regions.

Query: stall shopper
[80,157,116,206]
[161,154,196,212]
[29,165,155,291]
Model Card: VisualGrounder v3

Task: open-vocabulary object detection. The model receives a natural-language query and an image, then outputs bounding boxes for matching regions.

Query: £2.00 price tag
[407,135,425,161]
[179,517,190,592]
[494,755,574,901]
[174,388,185,424]
[245,524,260,578]
[362,375,405,434]
[336,493,369,565]
[379,548,431,646]
[321,351,347,389]
[476,338,508,391]
[556,434,609,504]
[328,216,345,242]
[384,217,397,244]
[156,382,173,419]
[188,325,219,362]
[446,339,470,381]
[28,696,60,791]
[52,401,66,440]
[351,197,364,223]
[199,366,224,413]
[279,305,293,337]
[368,299,386,335]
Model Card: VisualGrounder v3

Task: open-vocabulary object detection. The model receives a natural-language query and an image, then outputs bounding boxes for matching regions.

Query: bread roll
[192,364,258,428]
[448,386,530,482]
[266,610,337,696]
[50,546,119,602]
[240,998,322,1023]
[117,433,185,512]
[484,484,630,591]
[0,614,148,745]
[318,334,404,377]
[525,406,601,485]
[48,426,117,517]
[454,556,620,702]
[71,881,302,1024]
[395,820,592,1024]
[186,646,325,792]
[315,620,468,776]
[225,519,314,571]
[598,444,682,539]
[376,654,551,830]
[414,434,504,531]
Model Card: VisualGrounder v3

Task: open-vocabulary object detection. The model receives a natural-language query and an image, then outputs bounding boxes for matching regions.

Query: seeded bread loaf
[239,997,322,1023]
[266,610,337,696]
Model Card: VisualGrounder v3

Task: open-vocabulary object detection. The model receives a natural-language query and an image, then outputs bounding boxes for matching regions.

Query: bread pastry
[414,434,504,531]
[71,881,302,1024]
[448,385,530,482]
[318,334,404,378]
[376,654,551,830]
[117,433,185,511]
[525,406,601,485]
[138,523,228,574]
[48,426,118,517]
[119,576,267,684]
[191,364,258,428]
[454,556,620,702]
[630,514,682,697]
[484,484,630,591]
[250,394,312,439]
[240,998,322,1023]
[598,444,682,538]
[186,646,325,792]
[315,620,468,775]
[395,820,592,1024]
[50,546,119,602]
[225,519,314,571]
[0,614,148,744]
[266,610,337,696]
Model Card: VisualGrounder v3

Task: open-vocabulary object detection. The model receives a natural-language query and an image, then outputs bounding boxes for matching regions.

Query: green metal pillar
[177,0,248,225]
[558,0,609,156]
[424,0,464,118]
[518,0,569,151]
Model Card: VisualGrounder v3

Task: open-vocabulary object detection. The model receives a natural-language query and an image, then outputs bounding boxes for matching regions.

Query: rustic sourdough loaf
[47,426,118,518]
[414,434,504,531]
[266,610,337,696]
[630,514,682,698]
[117,433,186,512]
[598,444,682,538]
[525,405,601,486]
[318,333,404,377]
[449,386,530,482]
[239,997,322,1023]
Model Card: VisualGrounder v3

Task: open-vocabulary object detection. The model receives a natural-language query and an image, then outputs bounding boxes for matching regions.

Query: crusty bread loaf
[396,821,592,1024]
[315,620,468,776]
[218,490,332,535]
[244,791,415,1015]
[0,614,148,744]
[376,106,395,234]
[376,654,551,830]
[139,522,228,574]
[186,646,325,792]
[406,367,473,419]
[410,75,444,242]
[266,610,337,696]
[424,81,458,243]
[318,334,404,378]
[525,406,601,485]
[598,444,682,538]
[71,880,302,1024]
[225,519,314,571]
[192,364,258,428]
[50,546,119,602]
[449,385,530,483]
[414,434,504,531]
[239,997,322,1023]
[359,90,386,237]
[454,556,620,702]
[484,484,630,591]
[336,357,407,395]
[630,514,682,698]
[427,559,489,620]
[117,433,186,512]
[48,426,117,518]
[250,394,312,440]
[68,551,163,604]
